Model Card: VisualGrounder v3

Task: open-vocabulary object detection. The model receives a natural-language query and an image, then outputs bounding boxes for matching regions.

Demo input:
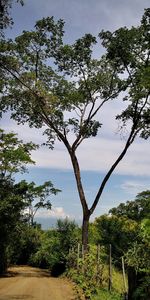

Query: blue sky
[1,0,150,226]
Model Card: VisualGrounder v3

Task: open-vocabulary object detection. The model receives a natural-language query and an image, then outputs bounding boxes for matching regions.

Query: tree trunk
[0,244,7,274]
[82,212,90,251]
[127,267,147,300]
[69,149,90,250]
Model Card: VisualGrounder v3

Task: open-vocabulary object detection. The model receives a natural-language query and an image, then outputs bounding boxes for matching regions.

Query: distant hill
[35,217,82,230]
[35,217,58,229]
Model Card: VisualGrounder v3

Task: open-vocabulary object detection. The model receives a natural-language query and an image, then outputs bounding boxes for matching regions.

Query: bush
[29,219,80,273]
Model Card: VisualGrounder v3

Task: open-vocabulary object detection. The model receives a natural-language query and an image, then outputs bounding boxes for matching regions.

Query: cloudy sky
[1,0,150,226]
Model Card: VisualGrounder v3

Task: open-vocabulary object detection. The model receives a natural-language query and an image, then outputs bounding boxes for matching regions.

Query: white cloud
[30,135,150,176]
[121,181,148,195]
[36,206,70,219]
[3,117,46,144]
[2,114,150,176]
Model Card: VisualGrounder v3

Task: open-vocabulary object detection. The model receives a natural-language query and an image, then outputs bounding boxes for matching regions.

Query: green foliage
[0,0,24,34]
[132,276,150,300]
[7,224,42,265]
[56,218,80,253]
[126,241,150,272]
[99,8,150,140]
[88,222,99,245]
[141,218,150,242]
[92,289,122,300]
[18,180,61,225]
[67,244,124,299]
[124,212,150,299]
[68,246,103,299]
[29,218,79,272]
[0,128,60,274]
[110,190,150,221]
[29,229,61,269]
[0,7,149,253]
[0,128,37,176]
[100,191,150,299]
[0,128,38,273]
[94,214,139,264]
[0,176,27,273]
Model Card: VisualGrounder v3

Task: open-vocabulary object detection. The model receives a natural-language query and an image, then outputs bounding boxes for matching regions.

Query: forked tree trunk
[65,120,138,253]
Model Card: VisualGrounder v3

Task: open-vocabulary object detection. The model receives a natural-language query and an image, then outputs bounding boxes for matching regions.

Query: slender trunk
[0,243,7,274]
[128,267,137,300]
[128,267,147,300]
[68,149,90,249]
[82,212,90,251]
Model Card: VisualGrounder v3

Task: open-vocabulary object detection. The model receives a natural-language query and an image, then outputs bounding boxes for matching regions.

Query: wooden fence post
[77,243,80,270]
[82,244,84,272]
[96,244,100,283]
[122,256,128,299]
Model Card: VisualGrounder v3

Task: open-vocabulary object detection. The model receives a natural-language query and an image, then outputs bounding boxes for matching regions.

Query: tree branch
[89,123,138,215]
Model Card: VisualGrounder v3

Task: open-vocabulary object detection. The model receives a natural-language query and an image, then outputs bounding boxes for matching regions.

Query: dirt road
[0,266,76,300]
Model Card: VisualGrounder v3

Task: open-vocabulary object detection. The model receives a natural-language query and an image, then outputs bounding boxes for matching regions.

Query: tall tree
[0,129,60,272]
[0,9,149,249]
[0,128,37,273]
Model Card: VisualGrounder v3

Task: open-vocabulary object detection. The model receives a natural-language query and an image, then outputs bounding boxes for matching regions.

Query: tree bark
[82,212,90,251]
[0,244,7,274]
[127,267,147,300]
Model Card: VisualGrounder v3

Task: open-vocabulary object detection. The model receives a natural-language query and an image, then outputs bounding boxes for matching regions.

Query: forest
[0,2,150,300]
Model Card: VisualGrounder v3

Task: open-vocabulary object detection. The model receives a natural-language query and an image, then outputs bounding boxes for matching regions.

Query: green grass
[92,289,122,300]
[91,265,127,300]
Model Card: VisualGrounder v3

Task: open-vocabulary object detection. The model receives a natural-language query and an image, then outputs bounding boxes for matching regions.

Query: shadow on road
[0,266,50,278]
[0,296,34,300]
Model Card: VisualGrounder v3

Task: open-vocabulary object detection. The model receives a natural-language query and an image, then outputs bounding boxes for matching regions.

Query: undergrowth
[67,245,126,299]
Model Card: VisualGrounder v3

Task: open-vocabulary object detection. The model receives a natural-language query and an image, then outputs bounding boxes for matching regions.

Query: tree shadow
[0,296,34,300]
[0,266,50,278]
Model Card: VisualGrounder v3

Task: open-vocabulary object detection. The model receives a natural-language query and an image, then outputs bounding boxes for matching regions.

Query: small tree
[0,128,37,177]
[0,10,149,249]
[20,180,61,226]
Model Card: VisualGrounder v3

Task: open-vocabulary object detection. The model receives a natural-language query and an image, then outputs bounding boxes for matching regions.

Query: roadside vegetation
[0,130,149,299]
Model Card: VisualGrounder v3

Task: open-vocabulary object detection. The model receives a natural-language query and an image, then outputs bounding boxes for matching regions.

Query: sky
[1,0,150,227]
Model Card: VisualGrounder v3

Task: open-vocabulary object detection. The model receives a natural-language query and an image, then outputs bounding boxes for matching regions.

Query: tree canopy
[94,190,150,300]
[0,128,60,273]
[21,180,61,225]
[109,190,150,221]
[0,0,24,34]
[0,128,37,177]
